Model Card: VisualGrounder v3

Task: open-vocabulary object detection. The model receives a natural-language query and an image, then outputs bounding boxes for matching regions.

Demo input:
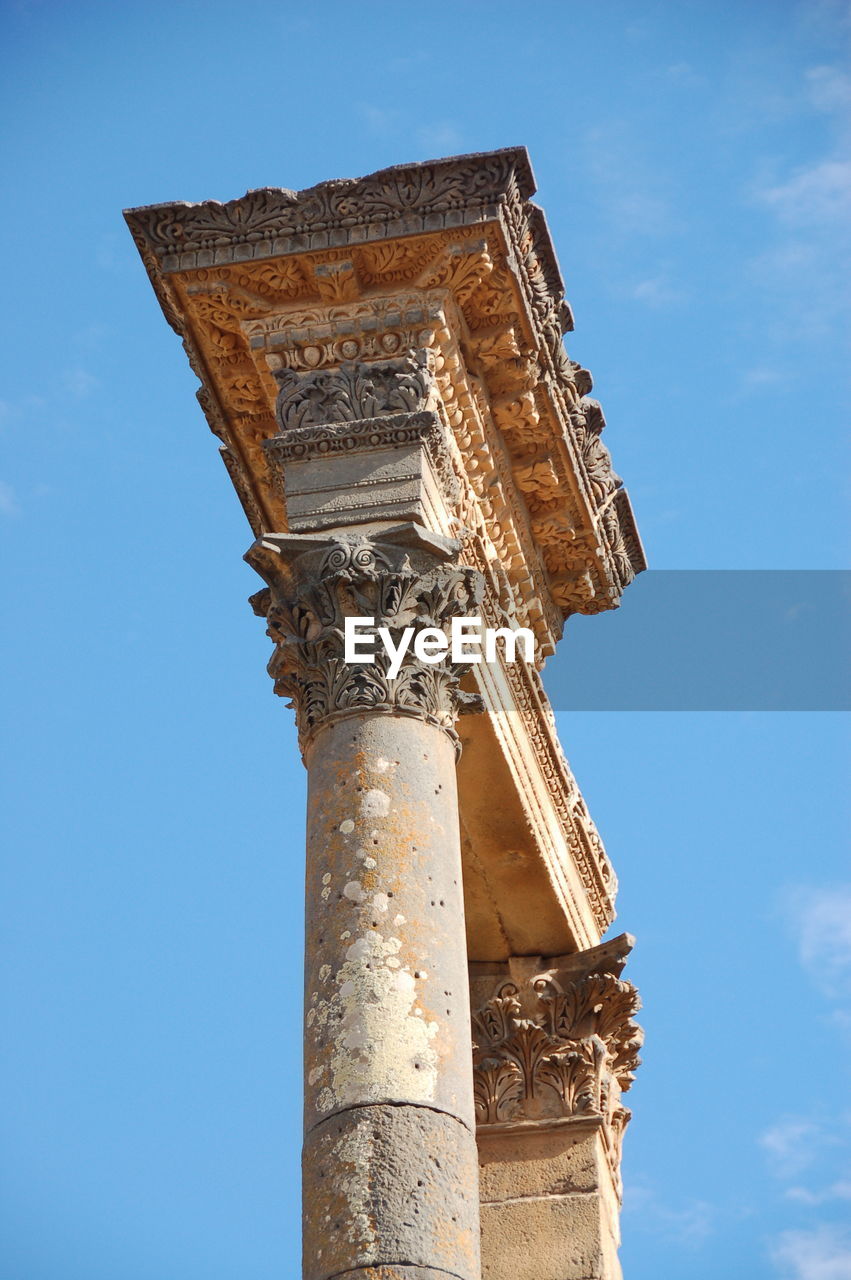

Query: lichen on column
[247,525,484,1280]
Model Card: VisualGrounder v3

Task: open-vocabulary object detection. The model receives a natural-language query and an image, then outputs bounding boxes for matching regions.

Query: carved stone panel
[273,349,433,430]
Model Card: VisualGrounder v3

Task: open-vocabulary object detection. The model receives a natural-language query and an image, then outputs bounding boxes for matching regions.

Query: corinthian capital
[469,935,643,1196]
[245,522,484,749]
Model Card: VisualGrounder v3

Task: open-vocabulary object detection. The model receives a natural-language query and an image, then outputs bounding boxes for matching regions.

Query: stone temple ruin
[125,147,646,1280]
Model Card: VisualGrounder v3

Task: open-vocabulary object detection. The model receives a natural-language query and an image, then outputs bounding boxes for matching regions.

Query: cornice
[124,147,536,278]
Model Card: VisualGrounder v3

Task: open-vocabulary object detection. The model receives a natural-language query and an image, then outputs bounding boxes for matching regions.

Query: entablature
[125,147,645,662]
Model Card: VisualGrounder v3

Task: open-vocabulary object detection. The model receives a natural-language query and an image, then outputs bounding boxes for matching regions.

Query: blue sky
[1,2,848,1278]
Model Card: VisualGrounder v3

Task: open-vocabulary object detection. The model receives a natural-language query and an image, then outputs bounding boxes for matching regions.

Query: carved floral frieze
[273,349,433,431]
[125,148,535,265]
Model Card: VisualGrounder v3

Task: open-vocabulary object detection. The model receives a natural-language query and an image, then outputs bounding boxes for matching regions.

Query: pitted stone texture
[480,1193,621,1280]
[338,1269,469,1279]
[304,713,474,1132]
[303,1104,480,1280]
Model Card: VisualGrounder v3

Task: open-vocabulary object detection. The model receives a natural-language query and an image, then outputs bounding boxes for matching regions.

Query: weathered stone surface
[480,1192,621,1280]
[472,942,639,1278]
[339,1269,470,1279]
[246,524,483,755]
[477,1118,604,1202]
[470,941,642,1139]
[269,412,452,534]
[123,148,535,270]
[124,148,646,648]
[248,510,482,1274]
[303,1104,480,1280]
[126,145,634,976]
[302,711,474,1133]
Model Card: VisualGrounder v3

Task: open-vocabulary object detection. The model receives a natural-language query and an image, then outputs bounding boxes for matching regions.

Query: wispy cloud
[630,274,685,308]
[758,159,851,227]
[760,1112,851,1215]
[745,58,851,339]
[740,365,791,392]
[356,103,401,138]
[787,1181,851,1206]
[356,106,462,158]
[0,480,20,517]
[806,65,851,113]
[761,1117,826,1178]
[794,0,851,42]
[781,885,851,1000]
[581,123,679,240]
[417,121,463,155]
[624,1181,714,1246]
[0,394,49,430]
[64,368,100,399]
[772,1224,851,1279]
[664,61,707,89]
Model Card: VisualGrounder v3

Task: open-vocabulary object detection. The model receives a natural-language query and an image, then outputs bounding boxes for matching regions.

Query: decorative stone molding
[124,148,647,647]
[273,349,433,431]
[469,936,642,1195]
[265,408,441,464]
[263,408,462,521]
[463,531,618,933]
[246,523,484,750]
[123,148,535,271]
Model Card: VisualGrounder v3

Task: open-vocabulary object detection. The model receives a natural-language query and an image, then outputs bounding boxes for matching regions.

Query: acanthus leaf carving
[417,240,494,305]
[313,259,360,302]
[246,525,485,752]
[513,455,562,506]
[273,349,433,431]
[126,149,535,261]
[473,1057,524,1126]
[470,941,643,1172]
[569,398,622,507]
[536,1038,607,1116]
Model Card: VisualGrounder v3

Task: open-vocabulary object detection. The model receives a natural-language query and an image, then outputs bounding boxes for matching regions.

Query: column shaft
[302,712,480,1280]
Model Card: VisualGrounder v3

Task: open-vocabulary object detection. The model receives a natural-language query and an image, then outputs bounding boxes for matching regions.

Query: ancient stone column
[470,937,642,1280]
[247,524,484,1280]
[125,147,648,1280]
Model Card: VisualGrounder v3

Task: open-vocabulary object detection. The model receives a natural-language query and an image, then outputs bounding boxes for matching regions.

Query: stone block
[302,1104,480,1280]
[480,1194,621,1280]
[283,441,445,533]
[478,1121,602,1202]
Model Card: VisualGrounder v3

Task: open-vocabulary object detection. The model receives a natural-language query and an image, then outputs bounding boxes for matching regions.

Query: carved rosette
[245,524,484,751]
[470,938,642,1195]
